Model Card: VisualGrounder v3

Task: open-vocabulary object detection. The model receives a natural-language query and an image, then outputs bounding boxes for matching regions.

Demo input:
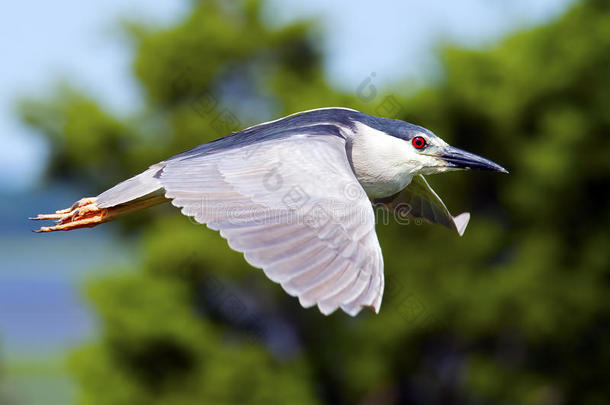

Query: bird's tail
[31,165,168,232]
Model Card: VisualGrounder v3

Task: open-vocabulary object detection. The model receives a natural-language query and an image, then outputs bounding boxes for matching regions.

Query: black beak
[438,146,508,173]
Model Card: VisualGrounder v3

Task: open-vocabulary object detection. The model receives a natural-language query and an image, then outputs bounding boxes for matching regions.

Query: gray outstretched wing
[375,174,470,236]
[159,132,384,316]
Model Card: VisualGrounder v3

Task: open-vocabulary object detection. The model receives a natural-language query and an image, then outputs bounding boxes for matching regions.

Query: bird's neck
[348,122,417,198]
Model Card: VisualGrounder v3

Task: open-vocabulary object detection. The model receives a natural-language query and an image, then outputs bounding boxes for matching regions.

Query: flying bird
[32,107,507,316]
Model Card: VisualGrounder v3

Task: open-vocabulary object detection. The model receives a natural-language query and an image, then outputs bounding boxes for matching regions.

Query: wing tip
[453,212,470,237]
[315,299,381,317]
[317,301,338,316]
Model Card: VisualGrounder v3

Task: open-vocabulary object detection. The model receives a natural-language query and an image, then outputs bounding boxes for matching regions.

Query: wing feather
[159,132,384,315]
[96,166,164,208]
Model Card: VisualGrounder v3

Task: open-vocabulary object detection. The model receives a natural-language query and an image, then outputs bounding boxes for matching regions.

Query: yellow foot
[31,197,107,232]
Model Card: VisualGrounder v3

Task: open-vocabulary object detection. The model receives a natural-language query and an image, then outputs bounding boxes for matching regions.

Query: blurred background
[1,0,609,404]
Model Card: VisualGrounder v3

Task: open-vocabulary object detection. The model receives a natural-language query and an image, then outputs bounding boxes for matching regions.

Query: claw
[31,197,107,232]
[29,213,66,220]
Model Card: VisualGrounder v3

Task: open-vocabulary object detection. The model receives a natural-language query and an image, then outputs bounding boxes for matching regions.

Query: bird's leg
[31,193,168,232]
[30,197,108,232]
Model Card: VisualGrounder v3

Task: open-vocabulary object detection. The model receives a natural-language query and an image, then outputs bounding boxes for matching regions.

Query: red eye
[412,136,426,149]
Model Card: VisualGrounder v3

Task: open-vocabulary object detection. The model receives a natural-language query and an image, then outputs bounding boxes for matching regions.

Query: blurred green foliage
[20,0,610,404]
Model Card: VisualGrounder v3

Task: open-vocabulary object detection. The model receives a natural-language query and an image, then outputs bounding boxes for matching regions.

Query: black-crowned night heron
[32,107,507,316]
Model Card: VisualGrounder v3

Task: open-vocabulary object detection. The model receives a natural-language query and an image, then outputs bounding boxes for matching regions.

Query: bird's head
[358,119,508,175]
[348,114,507,198]
[388,121,508,176]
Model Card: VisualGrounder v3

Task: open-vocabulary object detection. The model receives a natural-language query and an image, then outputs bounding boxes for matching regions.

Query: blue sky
[0,0,572,191]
